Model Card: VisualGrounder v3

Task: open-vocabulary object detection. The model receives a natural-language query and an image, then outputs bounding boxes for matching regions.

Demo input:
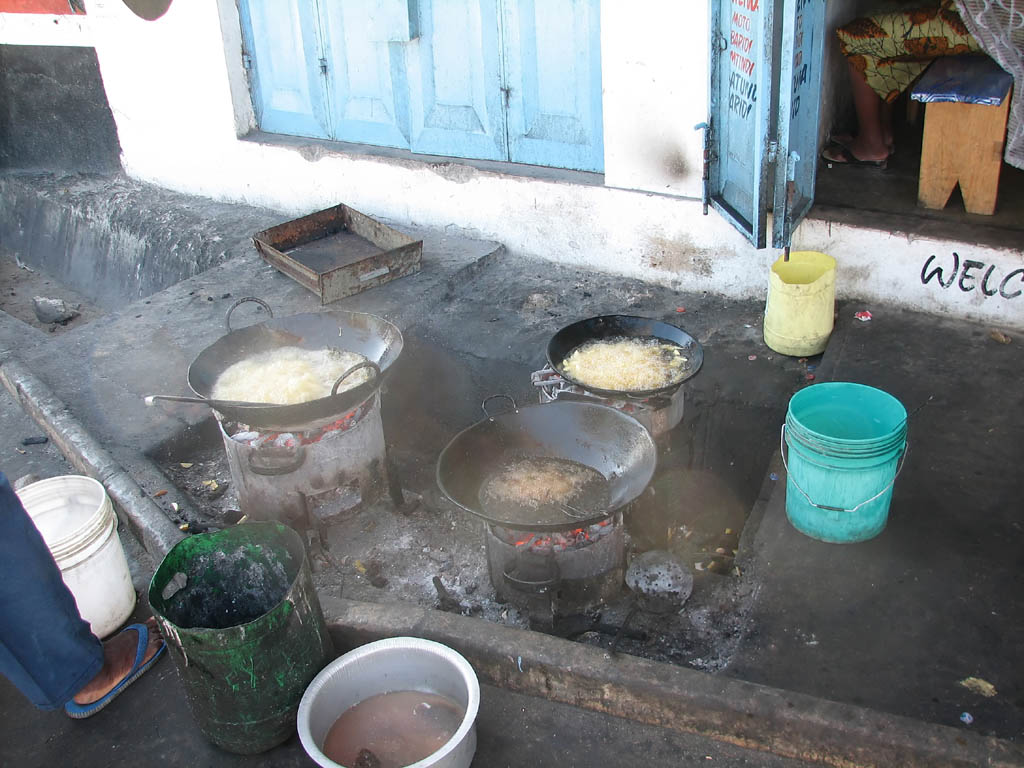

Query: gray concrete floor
[727,301,1024,742]
[1,181,1022,765]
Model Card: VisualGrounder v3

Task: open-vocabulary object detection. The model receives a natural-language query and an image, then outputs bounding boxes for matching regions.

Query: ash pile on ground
[154,441,529,628]
[155,440,760,673]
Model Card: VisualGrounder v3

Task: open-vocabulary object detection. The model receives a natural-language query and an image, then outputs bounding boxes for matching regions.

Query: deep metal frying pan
[546,315,703,398]
[147,298,403,430]
[436,397,657,532]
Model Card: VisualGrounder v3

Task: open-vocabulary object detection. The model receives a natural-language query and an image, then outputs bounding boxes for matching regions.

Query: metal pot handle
[331,361,381,396]
[502,562,560,593]
[780,424,908,517]
[482,394,518,420]
[247,442,306,476]
[225,297,273,332]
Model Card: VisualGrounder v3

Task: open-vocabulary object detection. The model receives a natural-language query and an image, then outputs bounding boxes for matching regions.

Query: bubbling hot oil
[321,690,465,768]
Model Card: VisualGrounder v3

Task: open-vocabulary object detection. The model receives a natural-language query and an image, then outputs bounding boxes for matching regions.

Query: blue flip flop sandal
[64,622,166,719]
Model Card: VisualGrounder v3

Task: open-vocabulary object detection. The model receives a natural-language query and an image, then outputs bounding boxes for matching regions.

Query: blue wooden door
[705,0,825,249]
[319,0,412,149]
[239,0,331,140]
[502,0,604,172]
[772,0,825,248]
[406,0,508,161]
[706,0,777,248]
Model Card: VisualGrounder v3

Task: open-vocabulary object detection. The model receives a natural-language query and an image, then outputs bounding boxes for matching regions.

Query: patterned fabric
[837,1,982,103]
[954,0,1024,169]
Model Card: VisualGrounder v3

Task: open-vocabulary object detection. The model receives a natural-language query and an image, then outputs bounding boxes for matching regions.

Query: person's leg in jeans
[0,471,163,713]
[0,471,103,709]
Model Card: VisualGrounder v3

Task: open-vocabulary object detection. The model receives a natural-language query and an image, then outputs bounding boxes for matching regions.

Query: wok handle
[144,394,274,409]
[225,297,273,332]
[331,361,381,396]
[482,394,518,420]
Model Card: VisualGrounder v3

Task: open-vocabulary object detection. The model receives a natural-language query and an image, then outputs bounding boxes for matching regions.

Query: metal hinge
[766,140,779,164]
[694,122,711,215]
[242,53,252,70]
[319,57,328,76]
[786,151,801,181]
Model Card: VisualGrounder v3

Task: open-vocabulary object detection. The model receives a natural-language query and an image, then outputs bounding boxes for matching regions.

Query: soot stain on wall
[644,235,713,278]
[0,45,121,174]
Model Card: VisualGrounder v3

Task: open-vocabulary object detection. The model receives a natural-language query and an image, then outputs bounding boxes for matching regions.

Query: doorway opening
[810,3,1024,250]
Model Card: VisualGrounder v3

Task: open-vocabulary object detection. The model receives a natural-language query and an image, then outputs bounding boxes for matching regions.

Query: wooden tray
[253,203,422,304]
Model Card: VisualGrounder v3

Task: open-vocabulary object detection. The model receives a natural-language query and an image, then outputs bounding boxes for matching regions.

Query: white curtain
[954,0,1024,169]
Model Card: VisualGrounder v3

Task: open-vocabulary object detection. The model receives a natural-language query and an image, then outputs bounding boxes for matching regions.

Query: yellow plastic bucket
[763,251,836,357]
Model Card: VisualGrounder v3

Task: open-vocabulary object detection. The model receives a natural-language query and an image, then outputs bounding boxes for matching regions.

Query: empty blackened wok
[436,398,657,532]
[547,315,703,398]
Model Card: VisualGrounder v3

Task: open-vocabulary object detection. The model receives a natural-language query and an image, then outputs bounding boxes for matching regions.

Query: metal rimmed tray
[253,203,423,304]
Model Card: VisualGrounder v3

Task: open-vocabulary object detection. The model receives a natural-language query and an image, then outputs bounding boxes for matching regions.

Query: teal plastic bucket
[783,382,907,543]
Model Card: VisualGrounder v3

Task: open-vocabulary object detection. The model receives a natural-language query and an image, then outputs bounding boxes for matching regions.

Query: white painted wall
[0,10,92,45]
[1,1,1022,330]
[601,2,708,198]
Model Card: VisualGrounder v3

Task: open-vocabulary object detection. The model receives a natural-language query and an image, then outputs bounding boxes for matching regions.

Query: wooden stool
[911,55,1013,216]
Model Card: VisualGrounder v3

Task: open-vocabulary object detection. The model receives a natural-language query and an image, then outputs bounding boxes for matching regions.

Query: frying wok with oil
[547,315,703,398]
[436,398,657,532]
[148,299,403,430]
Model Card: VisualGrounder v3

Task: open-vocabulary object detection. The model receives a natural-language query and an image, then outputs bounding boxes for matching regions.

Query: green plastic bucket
[149,523,333,754]
[783,382,907,543]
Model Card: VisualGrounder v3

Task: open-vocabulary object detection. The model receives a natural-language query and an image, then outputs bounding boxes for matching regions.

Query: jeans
[0,471,103,709]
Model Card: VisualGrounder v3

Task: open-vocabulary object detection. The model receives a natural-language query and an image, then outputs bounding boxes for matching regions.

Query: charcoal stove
[484,511,625,630]
[218,389,401,530]
[147,301,405,533]
[436,399,657,631]
[531,365,685,439]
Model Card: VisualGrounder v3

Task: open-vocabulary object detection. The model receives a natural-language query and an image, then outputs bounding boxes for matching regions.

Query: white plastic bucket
[17,476,136,638]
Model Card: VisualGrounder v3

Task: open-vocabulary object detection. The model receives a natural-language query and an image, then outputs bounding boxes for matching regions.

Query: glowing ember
[506,519,613,554]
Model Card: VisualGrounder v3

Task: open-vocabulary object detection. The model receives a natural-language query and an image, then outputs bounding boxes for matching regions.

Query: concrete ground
[0,175,1022,766]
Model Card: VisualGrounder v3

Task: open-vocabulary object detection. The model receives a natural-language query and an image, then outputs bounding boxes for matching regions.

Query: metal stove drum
[217,389,398,529]
[531,366,686,440]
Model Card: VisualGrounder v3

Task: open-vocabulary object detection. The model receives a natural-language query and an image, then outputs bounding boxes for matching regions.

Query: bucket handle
[780,424,907,516]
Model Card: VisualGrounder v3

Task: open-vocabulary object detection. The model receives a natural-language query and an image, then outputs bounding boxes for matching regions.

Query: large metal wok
[547,315,703,398]
[147,298,403,430]
[437,398,657,532]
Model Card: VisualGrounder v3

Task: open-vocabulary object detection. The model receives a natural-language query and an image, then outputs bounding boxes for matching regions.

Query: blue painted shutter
[706,0,776,249]
[239,0,331,140]
[502,0,604,172]
[405,0,508,161]
[319,0,412,148]
[771,0,825,247]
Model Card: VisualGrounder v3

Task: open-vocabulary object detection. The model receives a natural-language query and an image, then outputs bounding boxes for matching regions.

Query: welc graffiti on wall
[922,252,1024,299]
